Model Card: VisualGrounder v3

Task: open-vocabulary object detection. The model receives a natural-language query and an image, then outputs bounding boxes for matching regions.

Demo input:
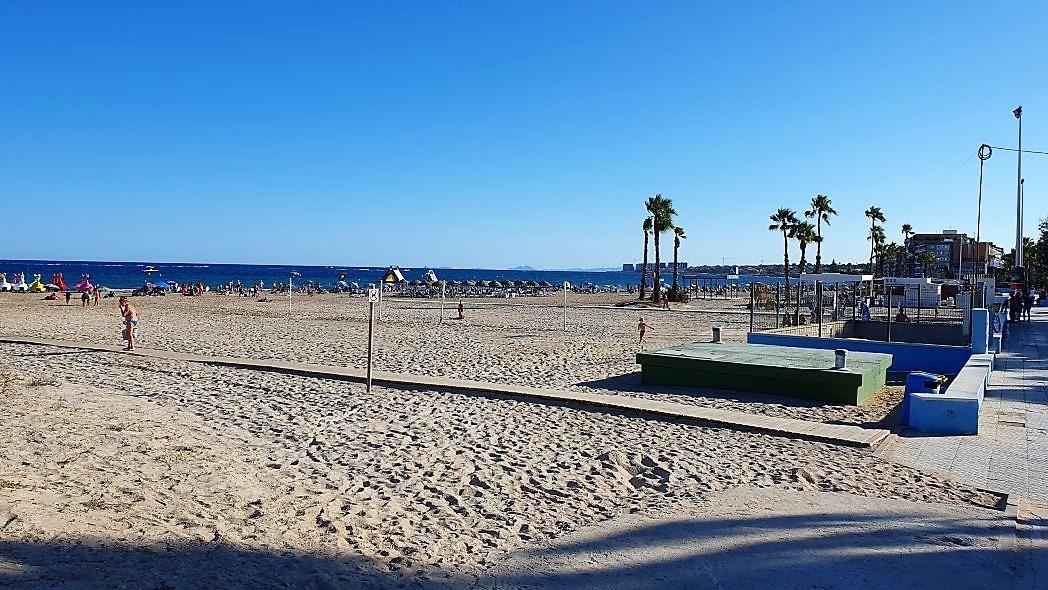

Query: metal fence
[748,280,975,344]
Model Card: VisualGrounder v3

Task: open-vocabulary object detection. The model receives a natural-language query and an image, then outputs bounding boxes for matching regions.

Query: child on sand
[638,317,652,345]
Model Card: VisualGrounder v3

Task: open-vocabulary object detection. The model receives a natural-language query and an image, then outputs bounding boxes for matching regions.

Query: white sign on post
[368,287,379,303]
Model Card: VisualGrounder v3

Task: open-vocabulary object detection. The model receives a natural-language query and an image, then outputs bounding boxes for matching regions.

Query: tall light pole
[976,144,992,246]
[1013,105,1024,282]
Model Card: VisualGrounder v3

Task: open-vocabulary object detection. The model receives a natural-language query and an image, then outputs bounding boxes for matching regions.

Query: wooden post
[367,300,375,392]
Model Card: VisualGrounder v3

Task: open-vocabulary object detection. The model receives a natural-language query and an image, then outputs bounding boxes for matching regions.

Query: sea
[0,259,785,290]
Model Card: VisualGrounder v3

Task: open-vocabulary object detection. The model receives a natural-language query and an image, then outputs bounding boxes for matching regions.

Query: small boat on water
[143,266,160,274]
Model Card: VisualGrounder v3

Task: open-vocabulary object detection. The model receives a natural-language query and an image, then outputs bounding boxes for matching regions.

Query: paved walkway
[0,335,888,448]
[880,307,1048,502]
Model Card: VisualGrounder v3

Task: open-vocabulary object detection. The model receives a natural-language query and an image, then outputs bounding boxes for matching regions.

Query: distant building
[906,229,1002,278]
[622,262,688,272]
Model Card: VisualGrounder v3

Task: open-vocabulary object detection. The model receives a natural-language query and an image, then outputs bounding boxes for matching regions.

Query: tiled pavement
[881,307,1048,501]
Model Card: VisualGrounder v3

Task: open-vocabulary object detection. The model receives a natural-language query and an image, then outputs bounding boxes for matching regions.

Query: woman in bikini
[118,297,138,351]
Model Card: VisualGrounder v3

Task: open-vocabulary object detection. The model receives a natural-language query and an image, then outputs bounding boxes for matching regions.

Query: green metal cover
[636,342,891,405]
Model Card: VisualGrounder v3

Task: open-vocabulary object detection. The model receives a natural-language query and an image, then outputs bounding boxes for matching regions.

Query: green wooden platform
[637,342,892,405]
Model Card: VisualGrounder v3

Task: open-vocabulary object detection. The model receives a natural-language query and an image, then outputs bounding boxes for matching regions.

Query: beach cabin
[382,266,406,284]
[884,277,941,308]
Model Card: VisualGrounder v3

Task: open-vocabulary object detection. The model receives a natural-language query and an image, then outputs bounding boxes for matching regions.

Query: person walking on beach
[638,317,652,345]
[118,296,138,351]
[81,290,90,307]
[64,291,71,305]
[457,301,465,320]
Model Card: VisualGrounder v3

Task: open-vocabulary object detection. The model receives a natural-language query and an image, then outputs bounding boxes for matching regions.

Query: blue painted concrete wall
[907,357,988,435]
[746,333,972,375]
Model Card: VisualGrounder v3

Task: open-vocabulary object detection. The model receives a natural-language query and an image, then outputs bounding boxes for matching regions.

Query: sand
[0,292,1026,587]
[0,293,897,425]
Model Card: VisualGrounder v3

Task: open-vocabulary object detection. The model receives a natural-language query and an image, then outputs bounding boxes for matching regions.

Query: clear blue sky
[1,1,1045,268]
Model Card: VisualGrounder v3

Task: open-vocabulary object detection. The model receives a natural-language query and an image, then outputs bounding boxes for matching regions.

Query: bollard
[834,349,847,369]
[712,326,722,343]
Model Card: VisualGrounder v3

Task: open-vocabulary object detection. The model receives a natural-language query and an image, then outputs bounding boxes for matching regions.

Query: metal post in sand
[563,281,568,331]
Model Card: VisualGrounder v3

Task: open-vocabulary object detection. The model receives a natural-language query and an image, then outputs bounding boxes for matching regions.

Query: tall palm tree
[804,195,837,274]
[793,221,817,321]
[671,226,686,292]
[868,225,886,276]
[646,194,676,303]
[918,250,937,278]
[864,206,886,275]
[769,208,799,313]
[900,224,914,277]
[639,217,653,300]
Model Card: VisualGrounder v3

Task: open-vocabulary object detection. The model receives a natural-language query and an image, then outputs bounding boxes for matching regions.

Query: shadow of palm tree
[479,509,1039,590]
[0,537,464,589]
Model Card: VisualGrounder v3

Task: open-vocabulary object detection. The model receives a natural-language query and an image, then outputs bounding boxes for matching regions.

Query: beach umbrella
[514,280,526,288]
[466,280,477,287]
[539,280,552,288]
[409,279,424,286]
[478,280,490,288]
[526,280,539,288]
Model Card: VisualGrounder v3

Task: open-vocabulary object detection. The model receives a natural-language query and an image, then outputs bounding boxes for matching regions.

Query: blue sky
[1,1,1045,268]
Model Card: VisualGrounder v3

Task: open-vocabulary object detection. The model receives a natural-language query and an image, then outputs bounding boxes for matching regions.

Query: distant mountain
[509,265,537,271]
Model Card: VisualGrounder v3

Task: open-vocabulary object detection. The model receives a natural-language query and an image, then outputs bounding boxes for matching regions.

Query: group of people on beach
[43,288,101,306]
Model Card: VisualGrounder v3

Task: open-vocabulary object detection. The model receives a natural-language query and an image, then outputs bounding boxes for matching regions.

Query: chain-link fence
[748,280,976,345]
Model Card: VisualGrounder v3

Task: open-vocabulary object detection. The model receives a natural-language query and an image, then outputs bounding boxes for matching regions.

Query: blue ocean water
[0,259,784,290]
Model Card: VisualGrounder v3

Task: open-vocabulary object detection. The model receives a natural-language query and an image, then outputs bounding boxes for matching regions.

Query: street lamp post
[1013,105,1024,283]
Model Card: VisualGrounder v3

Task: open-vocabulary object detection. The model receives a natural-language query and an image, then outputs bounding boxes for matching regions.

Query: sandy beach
[0,293,1025,587]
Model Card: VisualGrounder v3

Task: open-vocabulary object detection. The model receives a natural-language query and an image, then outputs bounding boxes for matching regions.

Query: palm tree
[793,221,817,321]
[646,194,676,303]
[918,250,937,278]
[671,226,686,293]
[868,225,886,276]
[804,195,837,274]
[864,206,886,275]
[899,225,914,277]
[639,217,653,300]
[769,208,799,316]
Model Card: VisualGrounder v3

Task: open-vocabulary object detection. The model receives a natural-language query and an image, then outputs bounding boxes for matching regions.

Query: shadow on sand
[0,538,458,590]
[577,372,903,429]
[479,509,1040,590]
